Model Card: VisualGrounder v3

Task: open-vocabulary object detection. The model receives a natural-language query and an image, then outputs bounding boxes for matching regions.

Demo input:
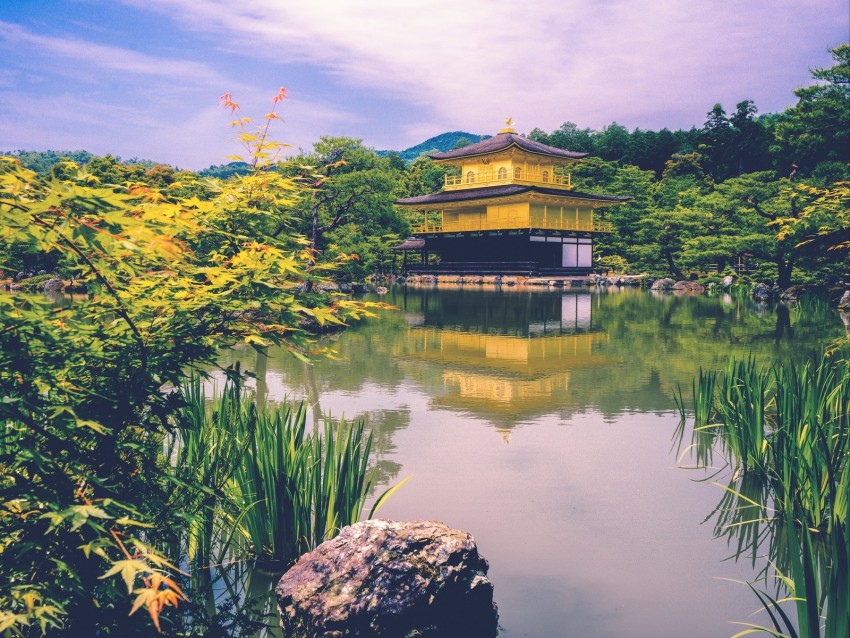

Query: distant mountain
[3,150,166,175]
[3,150,96,175]
[379,131,490,163]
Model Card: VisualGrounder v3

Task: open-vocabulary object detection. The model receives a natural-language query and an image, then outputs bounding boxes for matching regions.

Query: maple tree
[0,91,382,635]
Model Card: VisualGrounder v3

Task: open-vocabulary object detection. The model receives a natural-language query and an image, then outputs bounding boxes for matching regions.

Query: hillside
[380,131,489,163]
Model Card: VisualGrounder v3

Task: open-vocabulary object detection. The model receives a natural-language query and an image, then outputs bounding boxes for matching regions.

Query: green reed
[727,283,756,300]
[791,294,833,321]
[232,402,382,567]
[169,377,403,571]
[716,357,773,476]
[674,368,720,469]
[686,355,849,638]
[165,377,246,566]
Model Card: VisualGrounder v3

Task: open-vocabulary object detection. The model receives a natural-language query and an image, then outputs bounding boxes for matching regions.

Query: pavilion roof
[393,237,426,250]
[429,132,588,161]
[396,184,629,206]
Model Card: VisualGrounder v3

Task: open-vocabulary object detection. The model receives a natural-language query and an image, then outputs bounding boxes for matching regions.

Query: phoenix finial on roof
[499,117,517,134]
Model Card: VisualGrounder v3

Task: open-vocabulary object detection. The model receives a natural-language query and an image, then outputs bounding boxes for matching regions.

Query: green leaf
[99,559,150,594]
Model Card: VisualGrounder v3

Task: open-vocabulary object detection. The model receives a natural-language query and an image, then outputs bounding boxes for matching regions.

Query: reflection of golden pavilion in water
[404,293,610,442]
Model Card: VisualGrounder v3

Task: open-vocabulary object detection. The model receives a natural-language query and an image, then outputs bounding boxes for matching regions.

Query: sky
[1,0,847,170]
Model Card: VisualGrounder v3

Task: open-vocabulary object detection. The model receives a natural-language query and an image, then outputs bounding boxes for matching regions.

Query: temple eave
[409,225,612,237]
[396,188,629,208]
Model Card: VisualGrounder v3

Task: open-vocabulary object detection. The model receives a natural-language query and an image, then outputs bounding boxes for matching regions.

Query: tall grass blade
[679,353,848,638]
[370,475,413,518]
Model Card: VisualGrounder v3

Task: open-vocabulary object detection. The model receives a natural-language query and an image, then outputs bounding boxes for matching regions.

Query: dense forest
[4,44,848,287]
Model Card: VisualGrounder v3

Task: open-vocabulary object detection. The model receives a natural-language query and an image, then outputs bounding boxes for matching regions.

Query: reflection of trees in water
[358,408,407,489]
[219,288,842,441]
[591,367,672,416]
[593,292,836,375]
[179,559,281,637]
[774,304,793,342]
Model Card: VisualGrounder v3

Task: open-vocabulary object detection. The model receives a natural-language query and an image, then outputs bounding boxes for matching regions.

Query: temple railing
[444,172,572,189]
[411,219,612,234]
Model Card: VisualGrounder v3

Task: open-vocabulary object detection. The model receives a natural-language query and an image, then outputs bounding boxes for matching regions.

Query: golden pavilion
[395,119,628,275]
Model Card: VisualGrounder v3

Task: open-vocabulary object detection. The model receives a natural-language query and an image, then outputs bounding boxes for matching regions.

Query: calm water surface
[217,286,845,638]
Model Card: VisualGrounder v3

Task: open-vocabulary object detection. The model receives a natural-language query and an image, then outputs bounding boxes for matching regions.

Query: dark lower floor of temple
[395,230,600,276]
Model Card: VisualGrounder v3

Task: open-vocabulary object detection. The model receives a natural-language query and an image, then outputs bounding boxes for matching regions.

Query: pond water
[216,286,845,637]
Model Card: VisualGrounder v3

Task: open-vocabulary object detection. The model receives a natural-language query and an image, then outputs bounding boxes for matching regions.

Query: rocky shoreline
[366,273,849,306]
[2,270,86,294]
[5,270,848,309]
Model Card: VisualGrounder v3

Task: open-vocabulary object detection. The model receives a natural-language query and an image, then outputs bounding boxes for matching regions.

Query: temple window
[514,167,522,179]
[467,171,475,183]
[542,171,549,183]
[498,167,507,179]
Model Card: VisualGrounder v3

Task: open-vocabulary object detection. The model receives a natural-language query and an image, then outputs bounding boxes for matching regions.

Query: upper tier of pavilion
[422,121,589,192]
[395,120,628,237]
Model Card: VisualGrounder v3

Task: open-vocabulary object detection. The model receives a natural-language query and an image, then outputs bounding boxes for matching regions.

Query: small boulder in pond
[650,277,674,291]
[42,278,64,292]
[838,290,850,310]
[672,280,704,293]
[276,519,498,638]
[753,282,772,301]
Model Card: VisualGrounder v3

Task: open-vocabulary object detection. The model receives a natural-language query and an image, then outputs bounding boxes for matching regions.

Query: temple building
[395,120,628,276]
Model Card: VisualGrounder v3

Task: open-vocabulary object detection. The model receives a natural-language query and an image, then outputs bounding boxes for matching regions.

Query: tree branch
[743,197,776,221]
[31,213,148,369]
[316,188,372,234]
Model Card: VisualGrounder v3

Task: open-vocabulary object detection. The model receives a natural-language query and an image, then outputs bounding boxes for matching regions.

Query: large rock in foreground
[276,519,498,638]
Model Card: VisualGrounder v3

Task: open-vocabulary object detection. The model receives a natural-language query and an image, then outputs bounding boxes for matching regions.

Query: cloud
[0,81,357,169]
[3,0,846,167]
[118,0,848,140]
[0,20,228,87]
